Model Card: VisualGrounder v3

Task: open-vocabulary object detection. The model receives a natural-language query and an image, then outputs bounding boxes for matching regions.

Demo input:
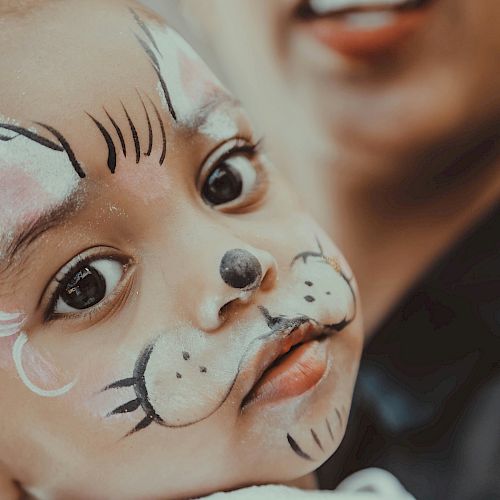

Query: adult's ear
[0,466,22,500]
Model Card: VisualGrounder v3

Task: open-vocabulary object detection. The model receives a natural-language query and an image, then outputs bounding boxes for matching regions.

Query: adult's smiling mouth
[295,0,437,58]
[240,317,334,410]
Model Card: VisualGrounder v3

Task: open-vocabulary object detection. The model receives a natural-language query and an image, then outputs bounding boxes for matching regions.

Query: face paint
[199,108,239,142]
[0,117,82,255]
[0,310,25,337]
[12,332,76,398]
[131,12,228,127]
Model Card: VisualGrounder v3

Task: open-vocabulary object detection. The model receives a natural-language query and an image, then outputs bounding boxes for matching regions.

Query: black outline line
[104,108,127,158]
[137,91,153,156]
[87,113,117,174]
[335,408,343,426]
[287,434,313,461]
[129,8,161,55]
[326,418,334,442]
[0,133,18,141]
[148,96,167,165]
[290,237,357,331]
[103,265,350,438]
[311,428,324,452]
[121,103,141,164]
[0,123,63,151]
[108,398,141,416]
[131,13,177,122]
[35,122,86,178]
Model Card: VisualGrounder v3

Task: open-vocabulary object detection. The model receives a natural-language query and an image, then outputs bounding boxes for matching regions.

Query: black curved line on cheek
[287,433,313,461]
[87,113,117,173]
[132,343,165,427]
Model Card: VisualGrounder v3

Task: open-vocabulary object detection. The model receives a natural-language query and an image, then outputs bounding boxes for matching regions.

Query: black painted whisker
[126,414,155,437]
[137,90,153,156]
[121,103,141,164]
[104,108,127,158]
[102,377,137,391]
[107,398,141,417]
[326,418,334,442]
[87,113,117,173]
[311,428,324,452]
[287,433,313,461]
[148,96,167,165]
[335,408,343,426]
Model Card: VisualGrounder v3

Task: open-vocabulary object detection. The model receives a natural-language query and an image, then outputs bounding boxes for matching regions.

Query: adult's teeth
[343,10,397,27]
[309,0,407,15]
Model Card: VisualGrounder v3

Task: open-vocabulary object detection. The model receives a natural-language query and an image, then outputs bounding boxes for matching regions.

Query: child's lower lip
[297,2,435,58]
[243,338,329,408]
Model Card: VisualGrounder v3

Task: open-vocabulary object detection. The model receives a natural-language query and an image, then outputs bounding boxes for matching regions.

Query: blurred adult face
[182,0,500,172]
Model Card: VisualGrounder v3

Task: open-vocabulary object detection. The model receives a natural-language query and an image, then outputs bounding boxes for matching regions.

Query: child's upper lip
[238,319,331,409]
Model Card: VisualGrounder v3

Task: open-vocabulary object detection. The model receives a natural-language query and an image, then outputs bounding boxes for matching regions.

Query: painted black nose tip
[220,248,263,290]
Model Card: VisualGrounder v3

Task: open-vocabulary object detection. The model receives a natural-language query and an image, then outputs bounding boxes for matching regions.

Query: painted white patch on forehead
[0,117,80,254]
[199,108,239,142]
[148,25,227,125]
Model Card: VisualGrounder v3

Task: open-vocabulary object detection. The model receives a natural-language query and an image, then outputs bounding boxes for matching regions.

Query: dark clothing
[318,203,500,500]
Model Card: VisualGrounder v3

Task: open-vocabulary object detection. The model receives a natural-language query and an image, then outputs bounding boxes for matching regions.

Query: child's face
[0,1,362,498]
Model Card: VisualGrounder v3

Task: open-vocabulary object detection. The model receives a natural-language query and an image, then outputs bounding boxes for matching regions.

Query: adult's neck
[283,125,500,337]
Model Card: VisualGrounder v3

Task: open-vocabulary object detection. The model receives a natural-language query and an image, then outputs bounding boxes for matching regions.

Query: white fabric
[201,468,415,499]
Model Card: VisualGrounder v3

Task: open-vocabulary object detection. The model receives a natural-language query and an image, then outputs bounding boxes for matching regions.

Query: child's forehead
[0,0,241,258]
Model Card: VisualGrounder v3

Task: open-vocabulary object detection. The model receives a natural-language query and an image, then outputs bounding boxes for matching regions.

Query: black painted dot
[326,291,331,295]
[200,366,207,373]
[305,281,313,287]
[304,295,315,303]
[176,372,182,379]
[182,351,190,361]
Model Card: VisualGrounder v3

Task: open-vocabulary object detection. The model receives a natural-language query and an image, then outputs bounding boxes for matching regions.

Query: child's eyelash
[43,250,130,322]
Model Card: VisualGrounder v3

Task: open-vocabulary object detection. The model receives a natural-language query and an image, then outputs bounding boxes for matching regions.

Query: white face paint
[0,310,25,337]
[0,116,81,256]
[146,25,232,128]
[199,109,239,142]
[0,118,80,396]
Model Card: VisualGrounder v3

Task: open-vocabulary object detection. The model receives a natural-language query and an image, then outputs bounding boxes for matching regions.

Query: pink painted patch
[0,164,53,230]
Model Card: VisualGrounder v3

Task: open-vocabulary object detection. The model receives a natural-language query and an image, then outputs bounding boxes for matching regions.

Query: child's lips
[242,338,329,408]
[240,321,331,410]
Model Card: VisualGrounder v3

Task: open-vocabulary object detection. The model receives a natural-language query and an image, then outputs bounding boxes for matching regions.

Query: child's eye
[54,259,122,314]
[44,249,132,321]
[199,138,268,211]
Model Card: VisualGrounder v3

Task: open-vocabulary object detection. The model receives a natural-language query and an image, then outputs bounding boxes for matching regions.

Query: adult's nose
[196,247,278,331]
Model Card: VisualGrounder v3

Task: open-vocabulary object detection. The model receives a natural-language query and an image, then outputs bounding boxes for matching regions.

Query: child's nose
[196,247,278,331]
[219,248,262,290]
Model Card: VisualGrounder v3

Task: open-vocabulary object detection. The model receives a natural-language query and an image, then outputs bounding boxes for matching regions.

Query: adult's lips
[295,0,436,58]
[240,319,332,410]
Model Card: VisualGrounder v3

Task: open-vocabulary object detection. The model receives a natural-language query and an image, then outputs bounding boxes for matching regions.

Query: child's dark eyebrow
[0,196,78,280]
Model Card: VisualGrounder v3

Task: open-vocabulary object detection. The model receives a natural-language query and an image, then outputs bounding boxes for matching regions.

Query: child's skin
[0,1,363,499]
